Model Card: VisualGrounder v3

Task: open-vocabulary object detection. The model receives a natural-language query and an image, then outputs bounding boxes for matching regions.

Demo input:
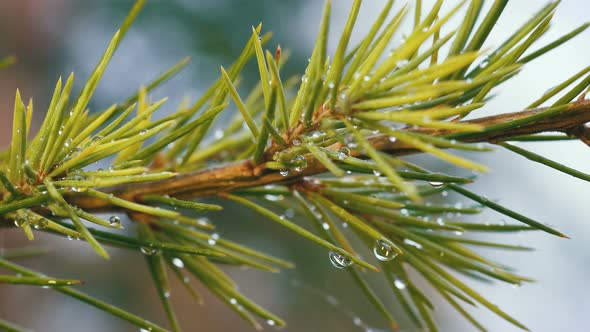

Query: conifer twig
[61,98,590,211]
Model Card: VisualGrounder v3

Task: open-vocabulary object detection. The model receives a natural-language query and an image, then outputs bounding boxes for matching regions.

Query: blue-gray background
[0,1,589,331]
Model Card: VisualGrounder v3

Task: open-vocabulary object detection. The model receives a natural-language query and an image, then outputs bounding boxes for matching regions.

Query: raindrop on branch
[108,216,120,226]
[329,251,352,269]
[373,240,398,262]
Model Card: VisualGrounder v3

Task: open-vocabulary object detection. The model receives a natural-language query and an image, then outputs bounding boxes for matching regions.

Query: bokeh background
[1,1,589,331]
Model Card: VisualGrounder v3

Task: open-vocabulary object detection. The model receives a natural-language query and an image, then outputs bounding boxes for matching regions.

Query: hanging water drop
[208,233,220,246]
[403,238,422,249]
[264,194,285,202]
[279,169,290,177]
[34,218,48,230]
[196,217,211,227]
[353,317,363,326]
[329,251,352,269]
[14,217,27,227]
[393,278,407,290]
[109,216,120,226]
[267,319,276,326]
[337,147,350,160]
[293,155,307,172]
[172,258,184,268]
[322,222,330,230]
[306,130,325,141]
[373,240,398,262]
[428,181,444,188]
[140,247,158,255]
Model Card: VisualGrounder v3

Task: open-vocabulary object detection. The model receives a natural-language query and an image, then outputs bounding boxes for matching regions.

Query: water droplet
[373,240,398,261]
[353,317,363,326]
[90,135,103,144]
[140,247,158,255]
[337,147,350,160]
[329,251,352,269]
[403,238,422,249]
[428,181,444,188]
[264,194,285,202]
[279,169,290,177]
[453,230,464,236]
[293,155,307,172]
[65,147,83,160]
[14,217,27,227]
[322,222,330,230]
[394,278,407,290]
[363,75,370,82]
[230,298,238,305]
[395,59,409,68]
[306,130,325,141]
[139,129,148,136]
[172,258,184,268]
[372,170,382,176]
[34,218,48,230]
[196,217,211,227]
[327,82,335,89]
[400,208,409,216]
[284,208,295,218]
[441,190,448,197]
[267,319,276,326]
[388,136,397,143]
[64,138,73,147]
[208,233,220,246]
[292,139,301,146]
[108,216,120,226]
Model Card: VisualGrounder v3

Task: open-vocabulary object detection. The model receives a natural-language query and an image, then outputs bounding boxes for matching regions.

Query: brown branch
[66,99,590,211]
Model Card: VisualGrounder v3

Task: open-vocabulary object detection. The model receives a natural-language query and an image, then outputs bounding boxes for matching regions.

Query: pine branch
[60,98,590,209]
[2,0,590,331]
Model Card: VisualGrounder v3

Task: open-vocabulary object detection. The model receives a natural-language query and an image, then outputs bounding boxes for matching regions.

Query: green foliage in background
[1,0,590,331]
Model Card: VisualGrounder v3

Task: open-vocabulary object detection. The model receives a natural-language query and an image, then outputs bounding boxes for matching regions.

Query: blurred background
[1,1,590,331]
